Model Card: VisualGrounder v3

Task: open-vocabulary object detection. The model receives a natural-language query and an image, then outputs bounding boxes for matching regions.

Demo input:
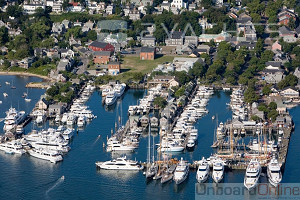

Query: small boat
[244,159,261,190]
[146,163,157,179]
[5,82,10,85]
[25,98,31,102]
[212,158,224,183]
[11,80,16,89]
[267,157,282,187]
[234,129,238,137]
[173,157,189,185]
[241,128,246,137]
[95,156,143,170]
[212,115,215,120]
[0,100,2,104]
[196,157,210,183]
[186,139,195,151]
[3,93,8,97]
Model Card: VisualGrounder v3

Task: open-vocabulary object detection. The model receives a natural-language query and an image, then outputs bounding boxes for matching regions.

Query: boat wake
[45,176,64,199]
[92,135,101,147]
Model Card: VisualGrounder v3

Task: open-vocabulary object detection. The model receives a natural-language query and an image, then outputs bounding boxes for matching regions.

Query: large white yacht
[106,140,136,152]
[105,91,117,106]
[77,115,86,127]
[173,157,189,185]
[28,148,63,163]
[3,107,26,132]
[244,159,261,190]
[95,156,143,170]
[0,141,26,154]
[196,157,210,183]
[267,157,282,187]
[113,83,126,97]
[157,142,184,152]
[212,158,224,183]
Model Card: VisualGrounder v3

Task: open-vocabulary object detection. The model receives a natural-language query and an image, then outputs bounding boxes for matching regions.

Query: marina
[0,75,299,199]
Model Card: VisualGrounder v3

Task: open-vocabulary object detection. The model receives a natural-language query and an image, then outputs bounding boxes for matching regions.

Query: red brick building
[88,41,115,52]
[140,47,155,60]
[93,51,112,64]
[107,61,120,75]
[277,9,297,26]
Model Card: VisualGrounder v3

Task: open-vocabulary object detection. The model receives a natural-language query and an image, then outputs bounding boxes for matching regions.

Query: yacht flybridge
[244,159,261,190]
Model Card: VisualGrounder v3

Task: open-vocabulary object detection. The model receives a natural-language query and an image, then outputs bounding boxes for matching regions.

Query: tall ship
[244,159,261,190]
[3,107,26,132]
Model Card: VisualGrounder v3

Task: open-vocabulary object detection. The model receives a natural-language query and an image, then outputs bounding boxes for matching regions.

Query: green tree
[174,87,185,98]
[262,85,271,95]
[153,96,167,109]
[87,30,97,41]
[269,102,277,110]
[0,27,8,45]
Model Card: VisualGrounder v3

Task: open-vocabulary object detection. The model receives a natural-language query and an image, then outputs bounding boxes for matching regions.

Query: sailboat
[145,122,157,179]
[25,88,31,102]
[11,80,16,89]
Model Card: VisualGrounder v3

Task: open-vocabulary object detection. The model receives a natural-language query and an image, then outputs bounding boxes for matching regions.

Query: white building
[23,4,45,15]
[170,0,187,9]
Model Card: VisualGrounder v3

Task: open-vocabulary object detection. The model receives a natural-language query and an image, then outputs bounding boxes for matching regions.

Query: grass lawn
[121,55,175,73]
[27,64,56,76]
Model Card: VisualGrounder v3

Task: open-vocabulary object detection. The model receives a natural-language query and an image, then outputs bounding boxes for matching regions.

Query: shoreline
[0,71,53,81]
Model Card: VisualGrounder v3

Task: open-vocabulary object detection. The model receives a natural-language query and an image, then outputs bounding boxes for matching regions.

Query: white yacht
[267,158,282,187]
[61,113,68,124]
[77,115,86,127]
[95,156,143,170]
[196,157,210,183]
[3,93,8,97]
[244,159,261,190]
[101,87,111,97]
[173,157,189,185]
[67,114,76,126]
[28,148,63,163]
[62,128,74,140]
[212,159,224,183]
[0,141,26,154]
[106,141,136,152]
[113,83,126,97]
[105,91,117,106]
[24,97,31,102]
[158,142,184,152]
[186,139,195,150]
[35,112,45,124]
[3,107,26,131]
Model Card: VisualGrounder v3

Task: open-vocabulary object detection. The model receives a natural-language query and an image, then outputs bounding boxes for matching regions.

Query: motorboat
[173,157,189,185]
[55,114,61,123]
[28,148,63,163]
[95,156,143,170]
[105,91,117,106]
[77,115,86,127]
[267,157,282,187]
[244,159,261,190]
[0,141,26,154]
[106,141,136,152]
[186,139,195,150]
[61,128,74,140]
[158,142,184,152]
[212,158,224,183]
[3,93,8,97]
[196,157,210,183]
[16,125,24,134]
[35,112,45,124]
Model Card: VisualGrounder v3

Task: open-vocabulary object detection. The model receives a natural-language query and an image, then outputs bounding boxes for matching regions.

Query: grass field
[121,55,175,73]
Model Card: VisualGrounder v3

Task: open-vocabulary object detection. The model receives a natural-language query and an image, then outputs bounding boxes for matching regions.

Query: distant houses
[88,41,115,52]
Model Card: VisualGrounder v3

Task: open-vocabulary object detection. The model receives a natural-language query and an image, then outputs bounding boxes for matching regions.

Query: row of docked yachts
[228,87,248,121]
[57,83,96,127]
[128,84,162,116]
[102,83,126,106]
[3,107,26,132]
[157,86,213,152]
[0,126,74,163]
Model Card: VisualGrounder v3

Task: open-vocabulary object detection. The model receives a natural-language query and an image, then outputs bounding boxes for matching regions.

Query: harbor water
[0,76,299,199]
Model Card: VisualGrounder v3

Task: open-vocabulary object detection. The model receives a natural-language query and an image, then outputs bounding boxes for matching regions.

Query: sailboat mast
[147,120,151,164]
